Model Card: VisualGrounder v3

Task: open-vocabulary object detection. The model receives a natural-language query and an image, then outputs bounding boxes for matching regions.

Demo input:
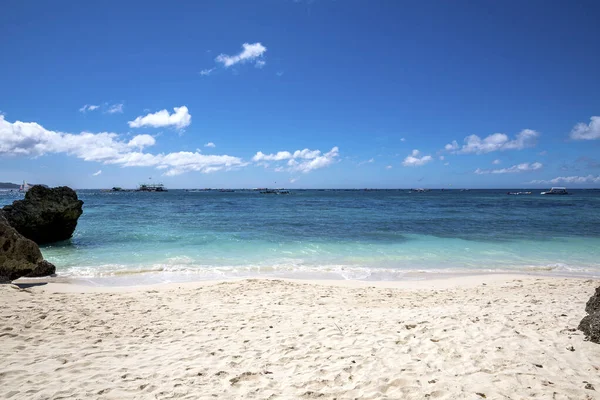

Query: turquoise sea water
[2,189,600,284]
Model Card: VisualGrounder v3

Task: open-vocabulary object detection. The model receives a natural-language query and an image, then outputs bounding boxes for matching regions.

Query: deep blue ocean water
[2,189,600,283]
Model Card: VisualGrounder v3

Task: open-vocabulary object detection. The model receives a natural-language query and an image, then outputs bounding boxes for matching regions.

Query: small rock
[534,364,543,368]
[585,383,595,391]
[567,346,575,352]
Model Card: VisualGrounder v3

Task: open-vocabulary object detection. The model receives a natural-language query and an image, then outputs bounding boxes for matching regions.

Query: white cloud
[289,177,298,183]
[92,170,102,176]
[0,115,244,176]
[204,142,216,148]
[79,104,100,113]
[492,159,501,165]
[444,162,450,166]
[358,158,375,166]
[128,134,156,150]
[474,162,543,175]
[530,175,600,184]
[253,151,293,162]
[402,149,433,167]
[200,68,215,76]
[445,140,459,151]
[445,129,539,154]
[538,150,548,156]
[295,147,339,173]
[106,103,124,114]
[569,116,600,140]
[215,42,267,68]
[128,106,191,129]
[252,147,339,173]
[293,149,321,159]
[439,155,445,161]
[385,165,392,169]
[400,138,406,142]
[255,60,266,69]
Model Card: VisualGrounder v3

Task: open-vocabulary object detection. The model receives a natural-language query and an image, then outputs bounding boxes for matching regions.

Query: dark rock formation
[1,185,83,244]
[579,313,600,344]
[0,214,56,283]
[579,286,600,344]
[585,287,600,314]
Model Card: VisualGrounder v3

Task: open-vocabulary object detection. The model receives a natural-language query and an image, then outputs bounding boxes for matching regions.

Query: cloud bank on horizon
[0,112,339,177]
[2,110,600,184]
[475,162,543,175]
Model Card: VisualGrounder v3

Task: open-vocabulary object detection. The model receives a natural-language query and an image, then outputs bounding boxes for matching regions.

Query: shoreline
[12,270,600,293]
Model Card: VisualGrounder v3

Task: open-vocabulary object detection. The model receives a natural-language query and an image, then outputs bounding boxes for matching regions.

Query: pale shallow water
[2,189,599,284]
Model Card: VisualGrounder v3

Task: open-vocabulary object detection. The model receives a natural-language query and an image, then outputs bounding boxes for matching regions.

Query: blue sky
[1,0,599,189]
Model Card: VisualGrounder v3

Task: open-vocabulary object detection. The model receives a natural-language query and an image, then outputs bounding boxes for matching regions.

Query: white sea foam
[50,260,600,286]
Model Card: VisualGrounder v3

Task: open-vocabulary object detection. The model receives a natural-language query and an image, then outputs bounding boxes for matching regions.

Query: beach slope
[1,276,599,399]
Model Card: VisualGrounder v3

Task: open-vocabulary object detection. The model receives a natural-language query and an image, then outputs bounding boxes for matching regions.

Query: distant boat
[101,187,132,192]
[19,180,31,193]
[541,187,568,195]
[260,189,291,195]
[507,191,532,195]
[136,183,167,192]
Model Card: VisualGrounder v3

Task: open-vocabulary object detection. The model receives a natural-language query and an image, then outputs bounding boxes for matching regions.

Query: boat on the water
[136,183,167,192]
[260,189,291,195]
[541,187,568,195]
[101,187,133,192]
[19,180,31,193]
[507,191,532,195]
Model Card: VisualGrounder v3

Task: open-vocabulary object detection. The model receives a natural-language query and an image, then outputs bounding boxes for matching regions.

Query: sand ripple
[1,277,600,399]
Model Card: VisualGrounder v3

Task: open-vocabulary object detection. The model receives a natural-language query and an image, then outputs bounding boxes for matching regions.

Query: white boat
[19,180,31,193]
[541,187,568,195]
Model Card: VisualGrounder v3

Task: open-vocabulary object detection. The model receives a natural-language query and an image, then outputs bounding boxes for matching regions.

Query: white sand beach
[1,275,600,399]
